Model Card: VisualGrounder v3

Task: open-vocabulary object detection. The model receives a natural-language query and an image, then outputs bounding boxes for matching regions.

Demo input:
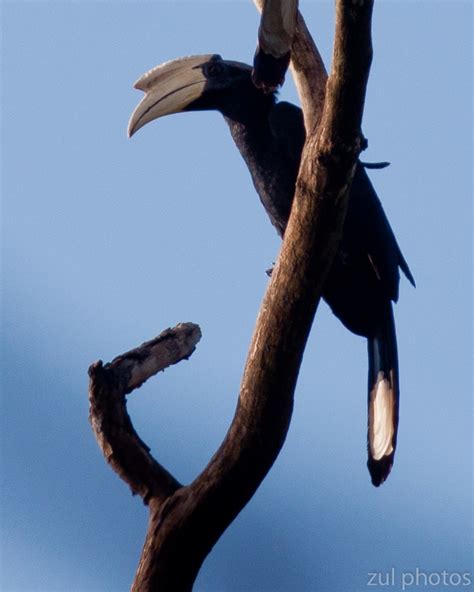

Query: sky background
[1,1,472,591]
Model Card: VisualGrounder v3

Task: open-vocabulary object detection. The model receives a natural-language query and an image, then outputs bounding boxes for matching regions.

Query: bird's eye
[206,62,224,78]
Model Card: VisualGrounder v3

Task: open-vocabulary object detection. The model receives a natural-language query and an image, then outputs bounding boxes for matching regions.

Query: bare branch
[253,0,328,130]
[128,2,374,589]
[108,323,202,394]
[88,323,201,505]
[252,0,298,91]
[90,3,374,589]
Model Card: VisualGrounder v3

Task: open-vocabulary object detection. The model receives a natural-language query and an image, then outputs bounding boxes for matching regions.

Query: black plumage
[128,54,415,486]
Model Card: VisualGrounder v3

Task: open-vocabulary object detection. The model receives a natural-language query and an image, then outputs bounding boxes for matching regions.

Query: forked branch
[89,1,374,590]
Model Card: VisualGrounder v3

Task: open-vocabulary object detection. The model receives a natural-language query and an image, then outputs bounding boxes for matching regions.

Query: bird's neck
[223,112,293,236]
[219,89,279,187]
[224,114,272,167]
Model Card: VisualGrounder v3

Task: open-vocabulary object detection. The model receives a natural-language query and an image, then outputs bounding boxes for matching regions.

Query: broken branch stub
[88,322,201,504]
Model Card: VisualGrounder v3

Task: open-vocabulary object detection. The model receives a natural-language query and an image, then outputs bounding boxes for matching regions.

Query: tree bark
[253,0,328,130]
[88,323,201,505]
[88,1,374,590]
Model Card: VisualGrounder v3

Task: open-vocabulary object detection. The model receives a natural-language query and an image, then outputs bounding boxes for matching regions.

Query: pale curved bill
[127,55,217,137]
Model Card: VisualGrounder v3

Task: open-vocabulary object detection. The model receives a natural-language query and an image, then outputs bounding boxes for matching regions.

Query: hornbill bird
[128,54,415,486]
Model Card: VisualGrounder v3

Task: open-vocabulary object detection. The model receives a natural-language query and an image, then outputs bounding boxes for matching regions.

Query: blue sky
[1,1,472,591]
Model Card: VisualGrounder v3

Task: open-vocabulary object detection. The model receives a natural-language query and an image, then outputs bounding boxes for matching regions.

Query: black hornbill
[128,54,415,486]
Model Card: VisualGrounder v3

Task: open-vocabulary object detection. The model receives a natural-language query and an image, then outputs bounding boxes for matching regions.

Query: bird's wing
[349,165,415,302]
[268,101,305,163]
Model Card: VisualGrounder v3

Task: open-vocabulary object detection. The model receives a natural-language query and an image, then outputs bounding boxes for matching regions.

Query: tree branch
[127,2,374,590]
[253,0,328,131]
[88,323,201,505]
[252,0,298,91]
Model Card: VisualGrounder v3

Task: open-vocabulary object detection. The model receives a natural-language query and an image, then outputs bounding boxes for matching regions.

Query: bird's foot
[266,263,275,277]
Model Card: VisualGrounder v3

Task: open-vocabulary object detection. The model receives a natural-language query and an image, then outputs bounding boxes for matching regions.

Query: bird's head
[128,54,275,137]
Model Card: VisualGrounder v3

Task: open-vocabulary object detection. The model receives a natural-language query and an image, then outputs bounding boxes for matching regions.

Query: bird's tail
[367,303,399,486]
